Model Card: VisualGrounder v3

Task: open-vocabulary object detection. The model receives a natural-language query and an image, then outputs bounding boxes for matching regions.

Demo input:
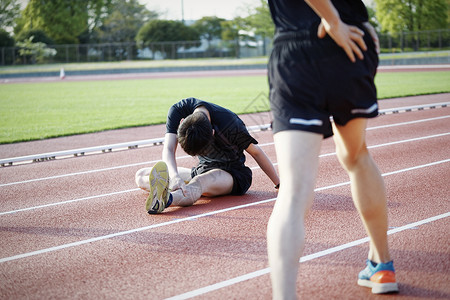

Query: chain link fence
[1,29,448,66]
[378,29,449,52]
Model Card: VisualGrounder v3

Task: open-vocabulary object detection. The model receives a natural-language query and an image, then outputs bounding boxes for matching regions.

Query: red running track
[0,91,449,299]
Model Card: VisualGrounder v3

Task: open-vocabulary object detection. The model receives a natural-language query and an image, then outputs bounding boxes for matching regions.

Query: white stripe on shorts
[351,103,378,115]
[289,118,323,126]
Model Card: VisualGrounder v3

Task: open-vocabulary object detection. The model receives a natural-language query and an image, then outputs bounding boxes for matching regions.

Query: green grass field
[0,71,449,144]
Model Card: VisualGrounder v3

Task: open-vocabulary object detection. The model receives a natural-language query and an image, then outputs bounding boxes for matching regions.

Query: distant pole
[181,0,185,23]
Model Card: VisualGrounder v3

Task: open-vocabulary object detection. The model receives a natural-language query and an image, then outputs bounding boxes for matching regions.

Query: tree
[241,0,275,56]
[192,16,225,42]
[366,6,380,31]
[375,0,448,33]
[0,0,21,30]
[136,20,199,45]
[16,36,57,64]
[220,1,274,57]
[136,19,200,58]
[244,0,274,39]
[15,29,54,45]
[0,28,14,47]
[19,0,112,44]
[191,16,226,56]
[95,0,158,43]
[221,18,246,58]
[221,19,240,42]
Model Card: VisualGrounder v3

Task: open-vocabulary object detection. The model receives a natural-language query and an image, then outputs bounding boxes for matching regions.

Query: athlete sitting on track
[135,97,280,214]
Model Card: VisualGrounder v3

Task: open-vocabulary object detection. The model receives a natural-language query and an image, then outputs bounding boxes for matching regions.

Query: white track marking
[0,189,140,216]
[366,115,449,131]
[166,212,450,300]
[0,103,447,167]
[0,158,448,263]
[1,115,448,188]
[378,64,450,70]
[0,137,166,166]
[0,162,153,188]
[1,132,449,215]
[310,132,450,160]
[368,132,449,149]
[0,156,190,188]
[0,197,274,263]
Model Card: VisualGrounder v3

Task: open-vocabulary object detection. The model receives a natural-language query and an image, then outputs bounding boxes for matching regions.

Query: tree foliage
[135,19,200,59]
[366,6,379,31]
[95,0,158,43]
[19,0,112,44]
[136,19,199,46]
[15,28,54,45]
[244,0,274,38]
[192,16,225,41]
[0,28,14,47]
[0,0,21,29]
[16,36,56,63]
[375,0,448,33]
[221,18,245,41]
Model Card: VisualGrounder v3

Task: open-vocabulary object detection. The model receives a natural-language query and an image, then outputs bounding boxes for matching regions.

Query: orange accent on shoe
[370,270,396,283]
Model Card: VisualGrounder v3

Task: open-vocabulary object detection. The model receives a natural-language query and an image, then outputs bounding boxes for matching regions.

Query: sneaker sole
[146,161,169,213]
[358,279,399,294]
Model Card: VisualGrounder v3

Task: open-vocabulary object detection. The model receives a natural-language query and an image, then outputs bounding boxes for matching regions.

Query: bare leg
[135,167,192,192]
[332,118,391,263]
[135,167,152,192]
[171,169,234,206]
[171,167,193,186]
[267,130,322,300]
[137,166,234,207]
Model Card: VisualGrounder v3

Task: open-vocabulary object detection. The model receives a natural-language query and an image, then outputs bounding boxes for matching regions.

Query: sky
[139,0,261,21]
[17,0,375,22]
[141,0,375,21]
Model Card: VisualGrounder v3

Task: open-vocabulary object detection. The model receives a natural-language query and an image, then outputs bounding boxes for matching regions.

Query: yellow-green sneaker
[146,161,170,214]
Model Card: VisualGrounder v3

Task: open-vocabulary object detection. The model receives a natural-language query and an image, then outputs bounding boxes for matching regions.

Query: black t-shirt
[166,98,257,167]
[268,0,369,32]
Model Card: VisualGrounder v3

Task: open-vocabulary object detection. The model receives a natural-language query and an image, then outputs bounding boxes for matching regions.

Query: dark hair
[177,111,213,156]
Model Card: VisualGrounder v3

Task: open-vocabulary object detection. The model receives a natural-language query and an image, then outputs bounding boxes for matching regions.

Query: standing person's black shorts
[268,23,379,138]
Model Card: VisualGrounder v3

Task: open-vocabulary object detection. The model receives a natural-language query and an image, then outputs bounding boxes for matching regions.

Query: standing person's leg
[333,118,398,294]
[332,118,390,263]
[267,130,322,300]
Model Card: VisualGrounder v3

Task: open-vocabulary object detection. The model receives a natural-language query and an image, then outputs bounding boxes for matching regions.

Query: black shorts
[191,162,252,195]
[268,24,379,138]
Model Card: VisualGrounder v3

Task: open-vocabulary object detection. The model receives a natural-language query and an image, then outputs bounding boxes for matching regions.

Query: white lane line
[0,189,140,216]
[1,133,449,216]
[368,132,449,149]
[378,65,450,70]
[0,155,190,188]
[0,197,275,263]
[0,162,152,188]
[1,158,448,263]
[317,132,450,159]
[0,103,448,167]
[366,115,449,131]
[0,115,448,188]
[166,212,450,300]
[1,113,448,189]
